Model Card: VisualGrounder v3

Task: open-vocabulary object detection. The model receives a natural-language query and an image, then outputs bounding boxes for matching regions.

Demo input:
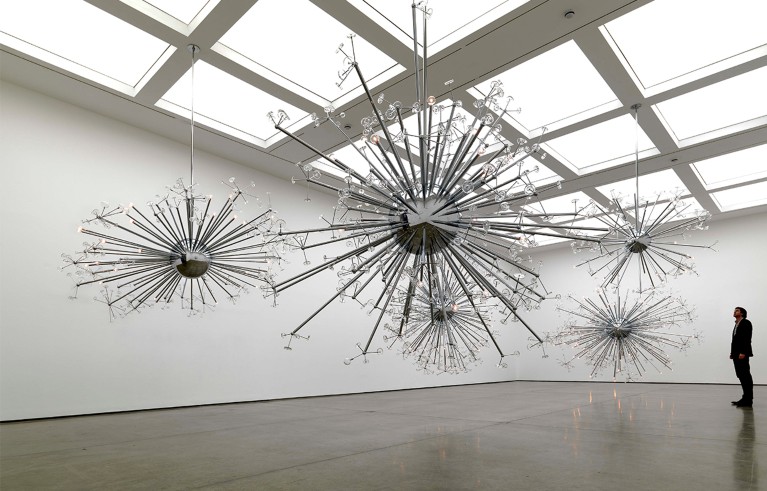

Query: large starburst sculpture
[572,104,715,291]
[267,4,605,372]
[555,288,696,378]
[62,45,284,319]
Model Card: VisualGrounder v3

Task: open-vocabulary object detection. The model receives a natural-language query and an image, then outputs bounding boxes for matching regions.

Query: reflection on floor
[1,382,764,490]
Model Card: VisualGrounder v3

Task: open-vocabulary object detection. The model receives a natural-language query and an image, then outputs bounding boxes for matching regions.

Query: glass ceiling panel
[317,140,411,183]
[603,0,767,89]
[711,181,767,212]
[218,0,402,105]
[544,115,657,175]
[692,143,767,190]
[158,61,308,142]
[595,169,689,201]
[0,0,170,88]
[350,0,528,53]
[655,66,767,142]
[142,0,211,24]
[474,41,618,134]
[323,143,374,177]
[624,196,707,223]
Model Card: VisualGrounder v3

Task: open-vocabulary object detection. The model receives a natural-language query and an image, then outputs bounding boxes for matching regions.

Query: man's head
[734,307,748,319]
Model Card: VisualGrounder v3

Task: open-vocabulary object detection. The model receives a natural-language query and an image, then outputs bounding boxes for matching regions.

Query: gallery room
[1,0,765,488]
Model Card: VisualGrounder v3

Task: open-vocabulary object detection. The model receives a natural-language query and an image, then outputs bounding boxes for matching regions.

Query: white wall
[0,81,519,421]
[2,81,764,421]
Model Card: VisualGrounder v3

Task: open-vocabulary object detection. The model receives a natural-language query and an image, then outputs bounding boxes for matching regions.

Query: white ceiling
[2,0,766,238]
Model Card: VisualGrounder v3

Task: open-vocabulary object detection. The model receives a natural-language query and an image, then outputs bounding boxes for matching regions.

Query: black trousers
[733,358,753,402]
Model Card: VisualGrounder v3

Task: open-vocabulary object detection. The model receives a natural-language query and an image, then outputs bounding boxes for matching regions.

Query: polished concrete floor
[1,382,764,490]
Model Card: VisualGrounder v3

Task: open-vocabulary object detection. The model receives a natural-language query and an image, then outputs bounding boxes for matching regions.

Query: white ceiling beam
[86,0,259,104]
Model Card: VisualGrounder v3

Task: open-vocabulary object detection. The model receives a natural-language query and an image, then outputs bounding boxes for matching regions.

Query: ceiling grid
[1,0,765,241]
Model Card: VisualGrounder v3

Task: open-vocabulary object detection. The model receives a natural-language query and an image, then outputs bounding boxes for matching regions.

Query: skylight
[322,143,374,177]
[711,181,767,212]
[216,0,403,106]
[3,0,763,223]
[315,140,420,184]
[655,66,767,144]
[0,0,171,91]
[603,0,767,91]
[157,61,308,144]
[473,41,619,135]
[692,144,767,190]
[595,169,689,201]
[544,114,657,175]
[349,0,529,53]
[142,0,212,24]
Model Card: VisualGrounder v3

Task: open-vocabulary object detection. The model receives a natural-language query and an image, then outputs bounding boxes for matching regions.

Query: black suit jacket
[731,319,753,358]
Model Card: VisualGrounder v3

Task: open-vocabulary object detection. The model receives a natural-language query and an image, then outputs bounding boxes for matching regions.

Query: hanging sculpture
[572,105,715,291]
[62,46,284,319]
[554,105,707,379]
[556,288,697,378]
[268,3,605,372]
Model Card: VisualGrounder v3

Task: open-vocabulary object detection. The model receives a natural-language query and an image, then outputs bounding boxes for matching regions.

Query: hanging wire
[631,103,641,222]
[188,44,200,188]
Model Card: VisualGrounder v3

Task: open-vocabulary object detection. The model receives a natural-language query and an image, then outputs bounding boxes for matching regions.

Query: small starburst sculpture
[62,178,284,319]
[571,104,715,290]
[381,259,496,373]
[62,45,286,319]
[572,191,715,290]
[556,288,695,378]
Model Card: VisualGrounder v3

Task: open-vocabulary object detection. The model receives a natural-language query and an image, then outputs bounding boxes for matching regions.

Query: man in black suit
[730,306,753,408]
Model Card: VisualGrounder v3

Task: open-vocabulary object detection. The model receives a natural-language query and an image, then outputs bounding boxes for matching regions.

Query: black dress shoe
[732,400,742,405]
[736,401,753,408]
